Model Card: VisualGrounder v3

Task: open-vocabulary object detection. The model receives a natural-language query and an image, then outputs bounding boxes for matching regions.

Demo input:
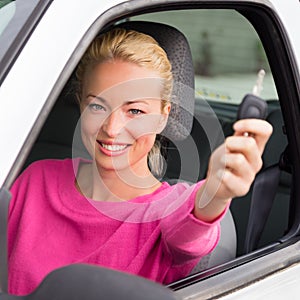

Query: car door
[1,0,300,299]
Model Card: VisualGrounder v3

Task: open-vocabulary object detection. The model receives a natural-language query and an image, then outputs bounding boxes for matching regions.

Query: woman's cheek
[125,114,163,138]
[81,109,105,135]
[80,113,104,152]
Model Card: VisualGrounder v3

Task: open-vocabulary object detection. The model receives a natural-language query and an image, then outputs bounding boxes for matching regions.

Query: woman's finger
[233,119,273,154]
[216,167,253,198]
[225,135,263,172]
[222,152,257,180]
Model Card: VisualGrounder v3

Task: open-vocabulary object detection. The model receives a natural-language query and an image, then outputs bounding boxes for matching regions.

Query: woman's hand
[194,119,273,222]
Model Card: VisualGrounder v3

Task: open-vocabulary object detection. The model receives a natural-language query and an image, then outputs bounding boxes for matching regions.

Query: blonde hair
[76,28,173,177]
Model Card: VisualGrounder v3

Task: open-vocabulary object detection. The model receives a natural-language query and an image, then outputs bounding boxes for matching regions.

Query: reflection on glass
[0,1,15,36]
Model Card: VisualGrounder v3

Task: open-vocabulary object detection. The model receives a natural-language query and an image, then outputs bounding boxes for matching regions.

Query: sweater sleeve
[160,181,229,264]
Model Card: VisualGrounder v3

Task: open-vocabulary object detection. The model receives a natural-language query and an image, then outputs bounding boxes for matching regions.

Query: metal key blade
[252,69,265,97]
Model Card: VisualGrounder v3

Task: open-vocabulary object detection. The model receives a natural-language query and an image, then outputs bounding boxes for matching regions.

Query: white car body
[1,0,300,298]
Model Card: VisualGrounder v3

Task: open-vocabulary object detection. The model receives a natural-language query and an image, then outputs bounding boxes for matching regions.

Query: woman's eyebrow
[125,100,150,106]
[86,94,107,104]
[86,94,151,106]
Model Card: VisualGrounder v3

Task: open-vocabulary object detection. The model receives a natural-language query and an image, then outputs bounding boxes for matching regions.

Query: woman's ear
[164,102,171,114]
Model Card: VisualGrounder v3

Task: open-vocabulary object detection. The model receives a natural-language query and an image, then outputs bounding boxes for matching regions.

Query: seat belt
[244,147,291,254]
[0,187,10,293]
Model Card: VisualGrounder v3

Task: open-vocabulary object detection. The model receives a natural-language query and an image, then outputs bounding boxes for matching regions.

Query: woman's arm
[193,119,273,223]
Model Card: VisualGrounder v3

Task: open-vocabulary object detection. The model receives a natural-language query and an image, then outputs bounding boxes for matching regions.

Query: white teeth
[101,143,127,151]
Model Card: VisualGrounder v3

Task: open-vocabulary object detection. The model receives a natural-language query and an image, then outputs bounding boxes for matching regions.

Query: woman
[8,28,272,295]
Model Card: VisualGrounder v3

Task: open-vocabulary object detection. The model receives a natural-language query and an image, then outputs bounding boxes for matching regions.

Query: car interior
[19,7,291,288]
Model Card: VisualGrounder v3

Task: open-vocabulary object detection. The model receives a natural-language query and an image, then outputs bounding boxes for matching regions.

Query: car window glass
[132,9,278,104]
[0,0,44,84]
[0,1,15,36]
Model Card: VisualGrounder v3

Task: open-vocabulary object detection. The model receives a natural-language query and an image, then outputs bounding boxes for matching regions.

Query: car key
[237,69,268,136]
[237,69,268,121]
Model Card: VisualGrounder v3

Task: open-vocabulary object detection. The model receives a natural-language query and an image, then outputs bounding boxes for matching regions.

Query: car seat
[242,108,290,253]
[24,21,236,274]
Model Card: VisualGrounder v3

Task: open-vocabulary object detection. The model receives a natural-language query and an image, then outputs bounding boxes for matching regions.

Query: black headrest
[117,21,195,141]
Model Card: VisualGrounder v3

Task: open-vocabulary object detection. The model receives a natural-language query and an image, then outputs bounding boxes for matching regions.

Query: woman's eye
[88,103,106,112]
[129,109,144,115]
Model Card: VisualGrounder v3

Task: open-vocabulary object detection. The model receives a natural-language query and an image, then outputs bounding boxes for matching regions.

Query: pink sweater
[8,158,223,295]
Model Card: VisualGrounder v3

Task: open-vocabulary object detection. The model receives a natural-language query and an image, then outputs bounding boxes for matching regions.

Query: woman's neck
[76,160,161,202]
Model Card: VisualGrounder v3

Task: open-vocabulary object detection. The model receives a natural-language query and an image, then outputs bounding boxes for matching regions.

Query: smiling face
[80,59,170,175]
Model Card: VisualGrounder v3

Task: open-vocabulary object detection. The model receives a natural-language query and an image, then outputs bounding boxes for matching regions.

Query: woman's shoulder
[15,158,86,184]
[22,158,74,175]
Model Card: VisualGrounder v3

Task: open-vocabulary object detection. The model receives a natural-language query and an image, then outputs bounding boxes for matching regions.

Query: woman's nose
[101,110,124,137]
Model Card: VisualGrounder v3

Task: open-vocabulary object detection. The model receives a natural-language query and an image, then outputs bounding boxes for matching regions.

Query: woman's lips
[97,141,131,156]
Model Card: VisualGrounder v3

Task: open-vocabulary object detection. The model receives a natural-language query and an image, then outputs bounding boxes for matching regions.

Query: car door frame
[1,0,300,298]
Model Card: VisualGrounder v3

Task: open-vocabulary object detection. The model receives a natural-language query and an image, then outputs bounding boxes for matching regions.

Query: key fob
[237,94,268,120]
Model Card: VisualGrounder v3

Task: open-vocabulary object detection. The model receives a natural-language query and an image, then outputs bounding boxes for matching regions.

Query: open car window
[132,9,278,104]
[16,6,290,281]
[132,9,288,259]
